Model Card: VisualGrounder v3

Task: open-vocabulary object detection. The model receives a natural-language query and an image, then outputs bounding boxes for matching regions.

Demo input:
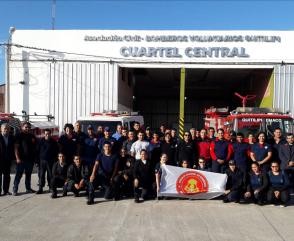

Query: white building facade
[7,30,294,129]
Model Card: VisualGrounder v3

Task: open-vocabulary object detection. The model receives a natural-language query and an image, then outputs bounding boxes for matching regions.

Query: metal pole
[5,32,12,113]
[179,68,186,140]
[52,0,56,30]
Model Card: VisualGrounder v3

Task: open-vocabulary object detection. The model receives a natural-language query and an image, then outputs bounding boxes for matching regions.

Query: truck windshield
[237,117,293,137]
[237,118,263,137]
[78,121,122,133]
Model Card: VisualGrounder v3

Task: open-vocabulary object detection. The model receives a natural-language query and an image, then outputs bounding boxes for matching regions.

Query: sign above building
[11,30,294,63]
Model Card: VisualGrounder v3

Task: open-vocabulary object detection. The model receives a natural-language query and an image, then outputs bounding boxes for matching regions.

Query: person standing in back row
[13,122,37,195]
[0,124,14,195]
[36,129,59,194]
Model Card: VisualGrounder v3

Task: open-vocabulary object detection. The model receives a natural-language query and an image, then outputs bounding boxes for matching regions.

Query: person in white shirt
[130,131,150,160]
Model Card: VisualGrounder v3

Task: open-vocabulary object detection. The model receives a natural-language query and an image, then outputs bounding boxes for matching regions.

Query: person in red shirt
[196,128,212,168]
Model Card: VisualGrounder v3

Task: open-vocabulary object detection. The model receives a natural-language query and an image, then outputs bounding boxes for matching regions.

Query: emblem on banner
[176,171,209,194]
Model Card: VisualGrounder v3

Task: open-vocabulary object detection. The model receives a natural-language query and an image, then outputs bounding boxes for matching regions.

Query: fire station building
[7,30,294,129]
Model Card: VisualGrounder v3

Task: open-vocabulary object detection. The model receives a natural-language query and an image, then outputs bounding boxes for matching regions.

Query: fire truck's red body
[204,107,294,139]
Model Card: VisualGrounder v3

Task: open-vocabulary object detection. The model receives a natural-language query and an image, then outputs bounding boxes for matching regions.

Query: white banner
[158,165,227,199]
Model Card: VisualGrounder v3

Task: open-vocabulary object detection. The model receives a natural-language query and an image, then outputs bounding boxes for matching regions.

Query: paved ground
[0,174,293,241]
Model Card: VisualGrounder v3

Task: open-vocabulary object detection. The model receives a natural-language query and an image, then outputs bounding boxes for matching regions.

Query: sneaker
[12,191,18,196]
[87,199,94,205]
[26,189,36,194]
[134,198,140,203]
[279,204,287,208]
[36,189,43,194]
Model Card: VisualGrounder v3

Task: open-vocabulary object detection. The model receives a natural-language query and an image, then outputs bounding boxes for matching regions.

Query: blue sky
[1,0,294,84]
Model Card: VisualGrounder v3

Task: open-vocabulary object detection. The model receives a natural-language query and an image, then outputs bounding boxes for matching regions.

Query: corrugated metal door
[48,62,118,130]
[273,64,294,116]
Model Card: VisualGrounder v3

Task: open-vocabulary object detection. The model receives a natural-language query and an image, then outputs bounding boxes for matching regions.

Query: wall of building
[274,64,294,115]
[9,60,118,129]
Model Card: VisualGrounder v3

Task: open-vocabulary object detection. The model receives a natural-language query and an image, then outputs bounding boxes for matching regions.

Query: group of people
[0,121,293,206]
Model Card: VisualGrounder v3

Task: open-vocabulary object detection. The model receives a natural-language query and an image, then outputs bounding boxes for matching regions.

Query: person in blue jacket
[232,132,250,174]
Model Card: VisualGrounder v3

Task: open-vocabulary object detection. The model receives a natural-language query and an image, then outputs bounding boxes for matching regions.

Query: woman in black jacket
[244,162,268,205]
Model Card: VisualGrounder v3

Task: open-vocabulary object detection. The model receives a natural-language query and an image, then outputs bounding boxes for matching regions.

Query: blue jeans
[13,162,34,192]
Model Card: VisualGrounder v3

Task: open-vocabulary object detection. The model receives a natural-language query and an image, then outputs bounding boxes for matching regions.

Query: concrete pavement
[0,174,293,241]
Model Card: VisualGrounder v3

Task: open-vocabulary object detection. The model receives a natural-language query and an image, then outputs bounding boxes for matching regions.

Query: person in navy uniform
[267,161,290,207]
[13,122,37,195]
[51,153,68,198]
[244,162,268,205]
[210,128,233,173]
[133,149,154,203]
[250,132,272,173]
[223,160,246,203]
[0,124,14,195]
[232,132,250,174]
[88,141,119,204]
[155,153,168,196]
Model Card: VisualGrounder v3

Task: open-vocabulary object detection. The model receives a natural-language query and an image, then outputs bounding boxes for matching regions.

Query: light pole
[5,27,15,113]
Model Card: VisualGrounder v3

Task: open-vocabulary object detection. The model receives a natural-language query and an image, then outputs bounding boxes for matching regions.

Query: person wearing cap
[130,131,150,161]
[82,125,100,172]
[58,123,79,165]
[250,132,272,173]
[112,124,123,141]
[232,132,250,174]
[223,160,246,203]
[98,127,116,154]
[88,141,120,204]
[210,128,233,173]
[244,162,268,205]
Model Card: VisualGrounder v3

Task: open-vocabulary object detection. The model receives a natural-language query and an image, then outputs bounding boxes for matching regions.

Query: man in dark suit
[0,124,15,195]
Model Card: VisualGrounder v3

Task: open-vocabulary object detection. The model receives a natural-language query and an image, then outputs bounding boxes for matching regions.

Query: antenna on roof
[52,0,56,30]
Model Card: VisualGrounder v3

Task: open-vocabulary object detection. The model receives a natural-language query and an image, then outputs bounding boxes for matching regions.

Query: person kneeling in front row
[51,153,68,199]
[267,161,290,207]
[134,149,154,203]
[66,155,90,198]
[223,160,246,203]
[244,162,268,205]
